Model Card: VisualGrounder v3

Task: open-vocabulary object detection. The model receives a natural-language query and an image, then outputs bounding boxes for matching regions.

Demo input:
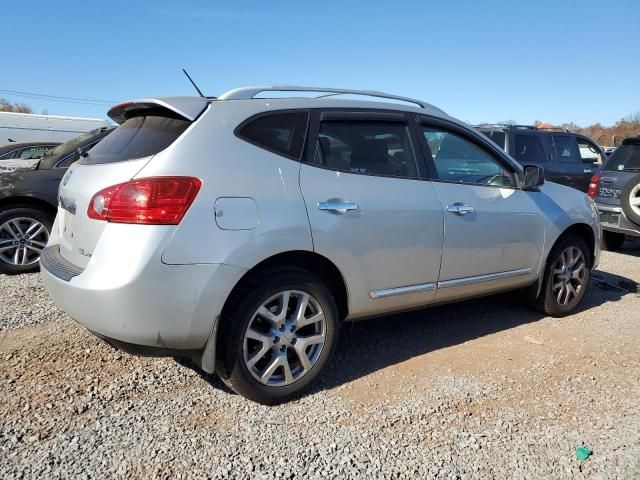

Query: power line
[0,89,117,106]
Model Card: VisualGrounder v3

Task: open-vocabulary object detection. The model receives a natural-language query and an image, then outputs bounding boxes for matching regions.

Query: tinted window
[238,112,308,159]
[82,116,190,165]
[514,135,546,163]
[552,135,581,163]
[315,121,418,178]
[604,144,640,172]
[480,130,506,149]
[422,128,515,187]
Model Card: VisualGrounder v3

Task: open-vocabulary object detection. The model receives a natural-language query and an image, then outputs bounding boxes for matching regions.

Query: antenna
[182,68,204,97]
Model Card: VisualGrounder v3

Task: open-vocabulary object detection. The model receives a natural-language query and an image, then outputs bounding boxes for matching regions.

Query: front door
[417,121,544,301]
[299,111,444,319]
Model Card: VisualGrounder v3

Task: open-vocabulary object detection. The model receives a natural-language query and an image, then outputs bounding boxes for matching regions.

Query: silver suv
[41,86,601,404]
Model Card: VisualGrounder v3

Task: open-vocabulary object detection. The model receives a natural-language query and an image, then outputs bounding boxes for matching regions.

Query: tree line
[0,98,33,114]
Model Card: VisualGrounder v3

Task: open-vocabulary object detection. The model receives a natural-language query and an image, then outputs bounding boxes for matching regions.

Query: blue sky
[2,0,638,126]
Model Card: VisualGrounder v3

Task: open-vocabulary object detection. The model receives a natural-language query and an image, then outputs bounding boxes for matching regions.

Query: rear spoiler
[107,97,210,124]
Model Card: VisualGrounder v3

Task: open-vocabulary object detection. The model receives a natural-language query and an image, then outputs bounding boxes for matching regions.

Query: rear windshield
[479,130,506,149]
[603,144,640,172]
[81,115,190,165]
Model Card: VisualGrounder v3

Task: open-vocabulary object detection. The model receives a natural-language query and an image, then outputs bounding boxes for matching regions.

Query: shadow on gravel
[614,237,640,258]
[177,267,636,400]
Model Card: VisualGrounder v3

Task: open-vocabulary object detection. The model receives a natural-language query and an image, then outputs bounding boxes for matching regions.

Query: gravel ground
[1,241,639,479]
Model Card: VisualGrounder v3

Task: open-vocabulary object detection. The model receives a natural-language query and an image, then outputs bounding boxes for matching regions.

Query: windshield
[45,132,95,157]
[604,144,640,172]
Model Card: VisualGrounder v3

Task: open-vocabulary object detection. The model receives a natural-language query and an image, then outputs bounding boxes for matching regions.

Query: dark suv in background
[589,136,640,250]
[477,125,603,192]
[0,127,113,274]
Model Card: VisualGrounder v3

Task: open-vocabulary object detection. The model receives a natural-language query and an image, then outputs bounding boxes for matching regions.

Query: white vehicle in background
[0,111,111,144]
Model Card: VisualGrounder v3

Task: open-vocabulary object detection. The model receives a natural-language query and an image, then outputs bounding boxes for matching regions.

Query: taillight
[587,173,600,198]
[87,176,201,225]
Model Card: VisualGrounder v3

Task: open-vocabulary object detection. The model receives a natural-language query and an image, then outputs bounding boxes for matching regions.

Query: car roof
[622,136,640,146]
[109,85,454,124]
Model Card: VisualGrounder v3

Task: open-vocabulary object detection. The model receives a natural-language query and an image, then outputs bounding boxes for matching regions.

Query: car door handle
[446,204,475,215]
[318,201,359,213]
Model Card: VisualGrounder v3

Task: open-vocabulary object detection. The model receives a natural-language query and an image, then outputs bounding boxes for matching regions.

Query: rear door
[549,134,593,191]
[511,131,548,168]
[299,110,444,319]
[56,102,204,268]
[417,118,544,302]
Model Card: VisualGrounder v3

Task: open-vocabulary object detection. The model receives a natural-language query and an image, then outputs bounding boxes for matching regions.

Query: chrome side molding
[369,282,436,299]
[437,268,532,289]
[369,268,532,299]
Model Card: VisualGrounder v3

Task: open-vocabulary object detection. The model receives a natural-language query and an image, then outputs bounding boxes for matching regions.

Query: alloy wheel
[551,246,587,306]
[0,217,49,266]
[243,290,326,387]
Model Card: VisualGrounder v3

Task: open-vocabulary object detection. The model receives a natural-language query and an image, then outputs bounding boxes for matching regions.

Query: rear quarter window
[236,111,309,160]
[81,116,190,165]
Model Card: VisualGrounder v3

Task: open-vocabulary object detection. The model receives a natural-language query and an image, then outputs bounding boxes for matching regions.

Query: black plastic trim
[320,111,405,122]
[92,332,201,358]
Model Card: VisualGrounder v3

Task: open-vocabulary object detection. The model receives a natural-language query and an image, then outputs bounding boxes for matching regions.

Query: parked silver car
[41,86,601,404]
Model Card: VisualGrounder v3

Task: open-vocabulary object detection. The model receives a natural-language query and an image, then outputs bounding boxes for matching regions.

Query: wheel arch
[527,222,596,300]
[0,196,57,217]
[555,222,596,267]
[221,250,350,323]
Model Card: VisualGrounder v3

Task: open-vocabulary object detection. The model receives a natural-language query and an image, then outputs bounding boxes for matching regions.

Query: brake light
[87,176,201,225]
[587,173,600,198]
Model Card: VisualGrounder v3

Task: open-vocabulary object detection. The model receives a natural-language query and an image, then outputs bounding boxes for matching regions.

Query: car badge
[62,169,73,186]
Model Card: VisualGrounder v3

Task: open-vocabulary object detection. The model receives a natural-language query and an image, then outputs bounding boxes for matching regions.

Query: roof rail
[475,124,570,133]
[217,85,436,111]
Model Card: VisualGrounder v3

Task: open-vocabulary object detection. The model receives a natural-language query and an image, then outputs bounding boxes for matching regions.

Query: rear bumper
[41,242,245,351]
[596,204,640,237]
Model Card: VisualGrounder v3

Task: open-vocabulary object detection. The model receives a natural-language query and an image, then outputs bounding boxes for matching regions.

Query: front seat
[350,139,394,176]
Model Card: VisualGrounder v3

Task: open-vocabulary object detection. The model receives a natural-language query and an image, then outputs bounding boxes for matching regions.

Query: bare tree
[0,98,33,113]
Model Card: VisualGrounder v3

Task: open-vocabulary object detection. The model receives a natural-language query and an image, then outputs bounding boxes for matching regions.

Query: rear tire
[0,206,53,275]
[620,173,640,226]
[602,230,625,251]
[217,269,339,405]
[534,235,591,317]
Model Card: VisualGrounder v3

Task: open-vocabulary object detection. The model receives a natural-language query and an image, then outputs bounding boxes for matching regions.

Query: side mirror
[523,165,544,190]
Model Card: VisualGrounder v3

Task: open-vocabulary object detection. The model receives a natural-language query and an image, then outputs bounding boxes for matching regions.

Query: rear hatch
[56,97,208,268]
[596,142,640,206]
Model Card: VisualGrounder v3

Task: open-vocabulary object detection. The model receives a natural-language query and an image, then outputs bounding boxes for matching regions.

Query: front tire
[217,269,339,404]
[0,206,52,275]
[535,235,591,317]
[602,230,625,251]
